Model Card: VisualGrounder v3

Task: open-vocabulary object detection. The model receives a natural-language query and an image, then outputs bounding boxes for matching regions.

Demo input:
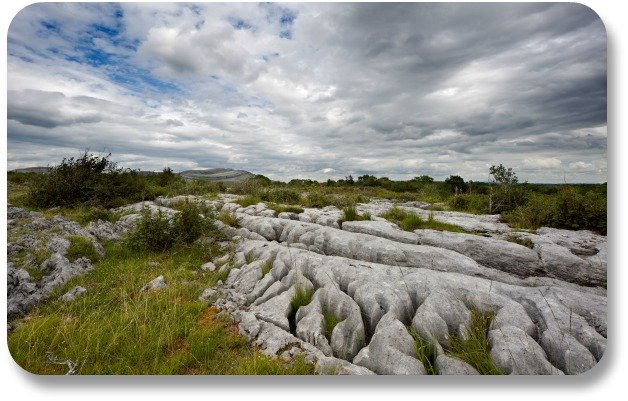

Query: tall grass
[8,242,313,374]
[447,310,503,375]
[407,327,438,375]
[381,207,466,233]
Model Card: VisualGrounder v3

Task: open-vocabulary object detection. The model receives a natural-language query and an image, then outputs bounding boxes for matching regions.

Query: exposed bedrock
[229,212,605,289]
[215,238,606,375]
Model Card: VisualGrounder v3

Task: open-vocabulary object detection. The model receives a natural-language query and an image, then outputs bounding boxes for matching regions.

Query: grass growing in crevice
[407,327,438,375]
[288,285,313,335]
[8,241,313,375]
[381,207,467,233]
[261,259,274,276]
[505,235,534,249]
[236,195,261,208]
[323,310,340,342]
[447,310,503,375]
[339,206,371,225]
[66,236,101,263]
[267,203,304,215]
[218,210,239,227]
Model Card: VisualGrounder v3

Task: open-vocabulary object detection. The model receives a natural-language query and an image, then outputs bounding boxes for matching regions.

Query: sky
[6,2,607,183]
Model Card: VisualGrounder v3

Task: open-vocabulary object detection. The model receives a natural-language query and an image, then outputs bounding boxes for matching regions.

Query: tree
[345,175,355,185]
[414,175,434,183]
[489,164,518,185]
[444,175,468,194]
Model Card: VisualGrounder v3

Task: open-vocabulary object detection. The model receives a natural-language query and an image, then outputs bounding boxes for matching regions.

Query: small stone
[148,261,160,267]
[141,276,167,292]
[198,288,218,301]
[200,261,217,271]
[59,286,87,302]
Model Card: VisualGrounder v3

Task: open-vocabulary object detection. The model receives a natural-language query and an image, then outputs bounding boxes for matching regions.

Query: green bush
[448,194,490,214]
[27,152,149,208]
[126,202,215,252]
[261,188,302,204]
[503,187,606,234]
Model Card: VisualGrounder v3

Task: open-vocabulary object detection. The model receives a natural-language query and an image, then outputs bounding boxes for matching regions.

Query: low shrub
[503,187,606,234]
[27,152,149,209]
[268,203,304,215]
[340,206,371,223]
[261,188,302,204]
[126,202,214,252]
[218,211,239,227]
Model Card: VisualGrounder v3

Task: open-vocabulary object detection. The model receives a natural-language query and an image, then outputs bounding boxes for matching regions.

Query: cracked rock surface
[205,199,606,375]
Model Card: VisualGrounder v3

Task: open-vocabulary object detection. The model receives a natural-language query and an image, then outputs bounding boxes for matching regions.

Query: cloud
[6,3,607,183]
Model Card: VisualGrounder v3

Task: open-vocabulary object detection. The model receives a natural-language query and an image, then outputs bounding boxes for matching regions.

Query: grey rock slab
[353,313,425,375]
[342,220,419,244]
[540,329,598,375]
[415,229,542,278]
[435,355,479,375]
[489,325,563,375]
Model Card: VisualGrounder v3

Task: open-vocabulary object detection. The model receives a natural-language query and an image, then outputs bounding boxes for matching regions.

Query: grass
[66,236,101,263]
[339,206,371,224]
[408,327,438,375]
[381,207,466,233]
[261,260,273,276]
[218,210,239,227]
[447,309,503,375]
[290,285,313,311]
[267,203,304,215]
[506,235,534,249]
[236,195,261,208]
[323,311,340,341]
[8,241,313,374]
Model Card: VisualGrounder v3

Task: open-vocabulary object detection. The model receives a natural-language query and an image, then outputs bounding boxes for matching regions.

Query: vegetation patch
[8,242,313,374]
[66,236,101,263]
[323,310,340,342]
[339,206,371,224]
[218,210,239,227]
[407,327,438,375]
[261,260,273,276]
[236,195,262,208]
[267,203,304,215]
[126,202,216,252]
[381,207,466,233]
[506,235,534,249]
[288,284,313,334]
[447,309,503,375]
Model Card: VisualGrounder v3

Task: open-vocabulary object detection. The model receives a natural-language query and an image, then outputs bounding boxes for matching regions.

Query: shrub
[27,152,148,208]
[268,203,304,215]
[218,211,238,227]
[303,192,333,208]
[261,188,302,204]
[503,188,606,234]
[126,202,214,252]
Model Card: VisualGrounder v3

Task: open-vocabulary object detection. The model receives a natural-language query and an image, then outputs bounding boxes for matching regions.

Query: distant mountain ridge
[10,166,255,182]
[178,168,255,182]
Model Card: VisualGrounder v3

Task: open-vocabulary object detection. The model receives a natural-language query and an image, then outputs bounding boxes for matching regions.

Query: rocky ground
[7,194,607,375]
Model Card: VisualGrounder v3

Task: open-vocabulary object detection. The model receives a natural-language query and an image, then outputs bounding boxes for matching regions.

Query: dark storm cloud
[7,2,607,182]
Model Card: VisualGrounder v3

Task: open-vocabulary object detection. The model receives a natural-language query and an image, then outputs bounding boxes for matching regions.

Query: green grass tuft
[447,309,503,375]
[506,235,534,249]
[236,195,261,208]
[408,327,438,375]
[381,207,466,233]
[66,236,100,262]
[290,285,313,311]
[323,311,340,341]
